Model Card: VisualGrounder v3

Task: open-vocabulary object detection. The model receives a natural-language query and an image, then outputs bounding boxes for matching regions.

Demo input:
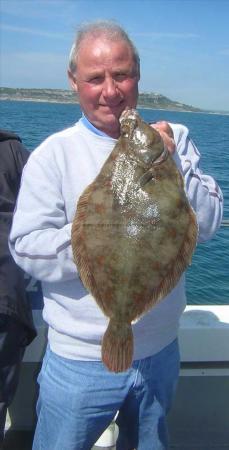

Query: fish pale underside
[71,108,198,373]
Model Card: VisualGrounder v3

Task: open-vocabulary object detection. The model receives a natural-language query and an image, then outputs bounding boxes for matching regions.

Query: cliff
[0,87,202,112]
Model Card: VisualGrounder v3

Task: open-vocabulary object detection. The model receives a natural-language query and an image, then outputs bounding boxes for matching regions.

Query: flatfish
[71,108,198,372]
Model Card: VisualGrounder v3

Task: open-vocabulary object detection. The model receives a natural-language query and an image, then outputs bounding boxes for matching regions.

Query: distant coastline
[0,87,203,113]
[1,87,228,115]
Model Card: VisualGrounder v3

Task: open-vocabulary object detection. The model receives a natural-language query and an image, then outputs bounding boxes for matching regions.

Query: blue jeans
[32,339,180,450]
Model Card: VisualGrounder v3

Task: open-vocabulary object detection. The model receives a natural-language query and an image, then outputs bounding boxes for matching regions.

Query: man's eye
[115,73,127,81]
[88,76,102,84]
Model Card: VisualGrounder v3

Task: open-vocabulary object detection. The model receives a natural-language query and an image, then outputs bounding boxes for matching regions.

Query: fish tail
[102,319,133,372]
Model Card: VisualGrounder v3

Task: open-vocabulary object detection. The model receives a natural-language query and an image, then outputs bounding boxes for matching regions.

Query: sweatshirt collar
[80,114,110,137]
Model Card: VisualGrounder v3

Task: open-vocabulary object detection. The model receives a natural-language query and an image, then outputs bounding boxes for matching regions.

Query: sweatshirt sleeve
[9,146,78,283]
[171,124,223,242]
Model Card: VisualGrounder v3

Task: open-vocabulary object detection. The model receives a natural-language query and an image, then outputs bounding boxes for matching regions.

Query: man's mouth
[100,100,124,109]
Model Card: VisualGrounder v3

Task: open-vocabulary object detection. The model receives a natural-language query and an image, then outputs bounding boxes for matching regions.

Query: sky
[1,0,229,111]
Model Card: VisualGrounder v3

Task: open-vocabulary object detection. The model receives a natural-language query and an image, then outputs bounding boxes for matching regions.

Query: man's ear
[68,70,78,92]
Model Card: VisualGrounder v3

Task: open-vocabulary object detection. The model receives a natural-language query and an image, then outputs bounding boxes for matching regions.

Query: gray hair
[68,20,140,75]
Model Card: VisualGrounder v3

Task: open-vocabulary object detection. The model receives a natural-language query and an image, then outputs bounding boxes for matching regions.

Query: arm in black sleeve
[0,130,36,344]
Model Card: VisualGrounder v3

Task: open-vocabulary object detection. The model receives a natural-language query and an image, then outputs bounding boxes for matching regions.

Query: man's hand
[150,121,176,154]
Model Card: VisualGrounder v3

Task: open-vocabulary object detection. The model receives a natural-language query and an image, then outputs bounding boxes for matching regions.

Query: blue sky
[1,0,229,111]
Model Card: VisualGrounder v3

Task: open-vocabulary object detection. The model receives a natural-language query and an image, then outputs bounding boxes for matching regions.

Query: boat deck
[2,429,229,450]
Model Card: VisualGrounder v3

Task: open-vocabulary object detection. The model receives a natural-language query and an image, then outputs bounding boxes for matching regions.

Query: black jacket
[0,130,36,344]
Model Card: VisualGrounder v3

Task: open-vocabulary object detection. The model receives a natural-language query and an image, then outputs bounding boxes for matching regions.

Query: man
[9,21,223,450]
[0,130,36,443]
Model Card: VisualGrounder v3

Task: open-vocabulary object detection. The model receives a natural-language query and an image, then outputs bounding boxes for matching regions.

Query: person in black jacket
[0,130,36,442]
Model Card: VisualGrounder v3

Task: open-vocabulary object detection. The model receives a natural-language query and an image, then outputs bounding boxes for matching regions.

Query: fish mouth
[119,108,139,138]
[119,107,139,124]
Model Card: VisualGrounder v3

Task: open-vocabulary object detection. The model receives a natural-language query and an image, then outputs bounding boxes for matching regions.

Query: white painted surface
[179,305,229,362]
[24,305,229,363]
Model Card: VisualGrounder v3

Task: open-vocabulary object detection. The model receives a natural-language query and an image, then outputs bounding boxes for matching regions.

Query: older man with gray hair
[9,20,223,450]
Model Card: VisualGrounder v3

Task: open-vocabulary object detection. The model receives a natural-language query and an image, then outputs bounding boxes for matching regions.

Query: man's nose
[103,77,118,98]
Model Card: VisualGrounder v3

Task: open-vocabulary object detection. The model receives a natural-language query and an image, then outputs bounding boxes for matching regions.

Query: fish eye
[137,148,153,165]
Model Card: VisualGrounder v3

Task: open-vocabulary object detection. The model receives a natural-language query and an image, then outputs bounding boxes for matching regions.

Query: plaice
[71,108,198,372]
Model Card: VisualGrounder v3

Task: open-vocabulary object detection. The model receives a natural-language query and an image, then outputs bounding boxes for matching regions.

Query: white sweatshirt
[9,120,223,361]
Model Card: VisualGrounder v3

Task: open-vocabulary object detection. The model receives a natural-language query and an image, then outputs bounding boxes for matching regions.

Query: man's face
[68,37,140,138]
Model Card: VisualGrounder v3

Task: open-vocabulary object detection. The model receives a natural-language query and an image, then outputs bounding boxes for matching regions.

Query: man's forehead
[78,35,133,58]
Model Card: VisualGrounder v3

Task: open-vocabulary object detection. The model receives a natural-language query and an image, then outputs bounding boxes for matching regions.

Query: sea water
[0,100,228,305]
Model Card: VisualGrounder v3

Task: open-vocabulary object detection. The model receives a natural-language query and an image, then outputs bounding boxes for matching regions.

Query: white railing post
[94,415,119,449]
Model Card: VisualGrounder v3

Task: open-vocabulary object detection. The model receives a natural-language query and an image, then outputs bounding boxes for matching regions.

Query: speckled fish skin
[71,108,198,372]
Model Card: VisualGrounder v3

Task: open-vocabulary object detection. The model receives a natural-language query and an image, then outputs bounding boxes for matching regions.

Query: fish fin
[102,319,133,373]
[147,207,198,310]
